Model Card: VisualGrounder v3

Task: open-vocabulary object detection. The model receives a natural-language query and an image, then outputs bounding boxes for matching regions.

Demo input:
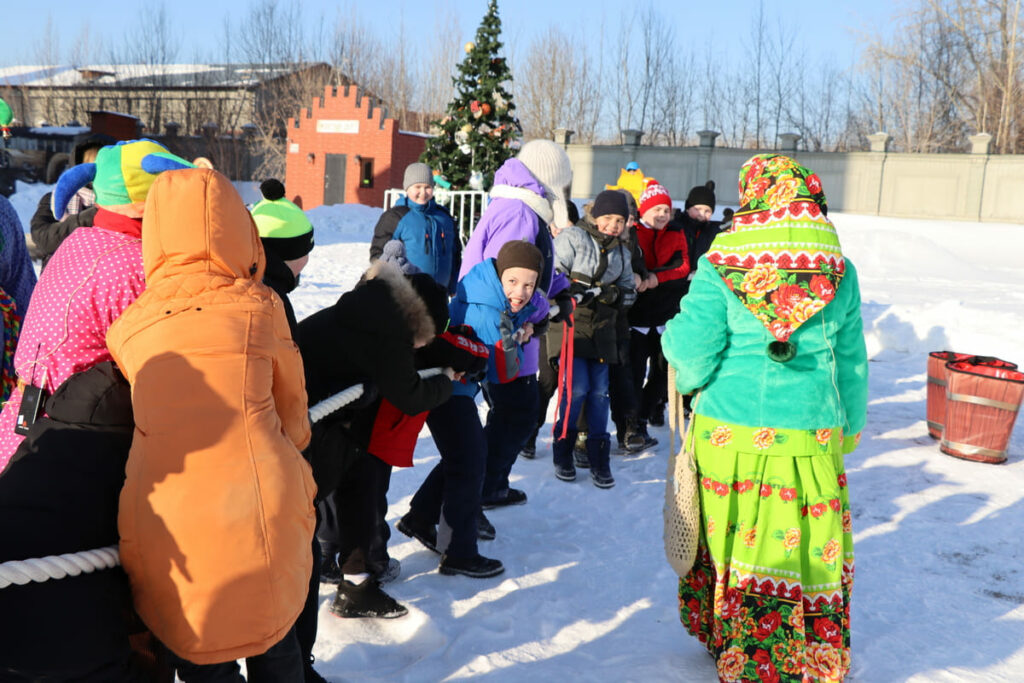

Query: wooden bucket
[940,361,1024,464]
[927,352,976,438]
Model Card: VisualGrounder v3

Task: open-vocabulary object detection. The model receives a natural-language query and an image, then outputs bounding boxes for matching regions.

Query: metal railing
[383,188,489,245]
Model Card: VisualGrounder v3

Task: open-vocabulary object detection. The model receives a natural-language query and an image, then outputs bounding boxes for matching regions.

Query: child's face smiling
[406,183,434,204]
[501,266,538,312]
[595,214,626,237]
[642,204,671,230]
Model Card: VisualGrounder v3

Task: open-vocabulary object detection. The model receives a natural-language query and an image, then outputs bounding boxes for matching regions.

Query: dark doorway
[324,153,347,205]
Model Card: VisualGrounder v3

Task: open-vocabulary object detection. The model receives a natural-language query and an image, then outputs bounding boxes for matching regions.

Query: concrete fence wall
[560,132,1024,224]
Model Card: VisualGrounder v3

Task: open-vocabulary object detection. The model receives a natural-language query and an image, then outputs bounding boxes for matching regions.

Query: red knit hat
[638,179,671,217]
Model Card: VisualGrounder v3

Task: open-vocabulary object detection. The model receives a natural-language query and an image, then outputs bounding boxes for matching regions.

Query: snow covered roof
[0,63,330,89]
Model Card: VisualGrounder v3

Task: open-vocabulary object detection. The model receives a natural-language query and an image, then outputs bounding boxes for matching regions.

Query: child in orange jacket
[106,168,316,677]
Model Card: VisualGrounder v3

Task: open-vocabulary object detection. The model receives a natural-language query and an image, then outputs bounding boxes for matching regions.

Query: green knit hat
[250,181,314,261]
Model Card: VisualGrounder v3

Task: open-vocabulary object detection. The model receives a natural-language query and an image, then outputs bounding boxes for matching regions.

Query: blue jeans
[555,358,610,441]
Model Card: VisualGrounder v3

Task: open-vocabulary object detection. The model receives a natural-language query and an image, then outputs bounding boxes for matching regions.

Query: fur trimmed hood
[363,259,438,346]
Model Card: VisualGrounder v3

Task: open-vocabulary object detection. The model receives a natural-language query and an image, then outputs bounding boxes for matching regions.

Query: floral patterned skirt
[678,414,854,682]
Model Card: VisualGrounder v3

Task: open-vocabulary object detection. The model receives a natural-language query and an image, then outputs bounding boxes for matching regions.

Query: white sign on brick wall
[316,119,360,134]
[288,143,299,153]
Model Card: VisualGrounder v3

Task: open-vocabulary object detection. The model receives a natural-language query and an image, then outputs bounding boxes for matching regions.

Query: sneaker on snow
[590,468,616,489]
[477,510,496,541]
[481,487,527,509]
[439,553,505,578]
[330,579,408,619]
[396,513,439,554]
[378,557,401,584]
[319,554,342,584]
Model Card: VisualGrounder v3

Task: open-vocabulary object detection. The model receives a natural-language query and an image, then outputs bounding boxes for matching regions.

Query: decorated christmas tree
[421,0,521,192]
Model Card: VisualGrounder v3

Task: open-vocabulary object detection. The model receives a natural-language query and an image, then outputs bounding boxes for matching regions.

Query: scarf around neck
[705,154,845,360]
[489,184,554,224]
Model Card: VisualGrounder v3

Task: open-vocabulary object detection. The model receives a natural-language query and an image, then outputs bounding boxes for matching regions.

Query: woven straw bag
[663,365,701,578]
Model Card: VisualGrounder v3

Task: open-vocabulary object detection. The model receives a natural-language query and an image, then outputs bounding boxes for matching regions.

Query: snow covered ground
[9,181,1024,681]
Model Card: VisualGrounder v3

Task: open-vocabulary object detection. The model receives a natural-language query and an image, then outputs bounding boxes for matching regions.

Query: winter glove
[569,281,597,307]
[549,290,575,326]
[380,239,422,275]
[596,283,621,306]
[416,324,489,380]
[494,311,521,382]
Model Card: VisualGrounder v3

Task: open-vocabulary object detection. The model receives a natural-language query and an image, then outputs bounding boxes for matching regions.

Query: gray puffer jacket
[553,216,636,362]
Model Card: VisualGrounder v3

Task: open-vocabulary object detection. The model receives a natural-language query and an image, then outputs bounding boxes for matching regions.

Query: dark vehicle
[0,112,139,196]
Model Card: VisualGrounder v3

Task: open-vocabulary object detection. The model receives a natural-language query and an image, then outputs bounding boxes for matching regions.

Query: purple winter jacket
[459,158,567,377]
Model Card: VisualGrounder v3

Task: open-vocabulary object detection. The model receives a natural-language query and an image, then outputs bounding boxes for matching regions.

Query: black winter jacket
[30,191,97,268]
[672,210,724,273]
[0,362,141,680]
[299,261,452,494]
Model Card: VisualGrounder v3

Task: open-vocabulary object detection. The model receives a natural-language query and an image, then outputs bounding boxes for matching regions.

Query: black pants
[629,328,667,419]
[317,448,393,577]
[410,395,486,558]
[294,514,321,675]
[169,626,302,682]
[481,375,538,501]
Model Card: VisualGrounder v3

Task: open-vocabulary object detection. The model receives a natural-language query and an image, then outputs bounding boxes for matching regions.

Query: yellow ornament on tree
[464,42,475,53]
[461,123,473,134]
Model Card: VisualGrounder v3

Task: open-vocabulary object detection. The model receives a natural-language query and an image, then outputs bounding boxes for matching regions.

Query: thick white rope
[308,367,443,425]
[0,545,119,589]
[0,368,449,589]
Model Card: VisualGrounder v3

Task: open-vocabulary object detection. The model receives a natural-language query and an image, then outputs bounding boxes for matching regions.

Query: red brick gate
[284,84,427,209]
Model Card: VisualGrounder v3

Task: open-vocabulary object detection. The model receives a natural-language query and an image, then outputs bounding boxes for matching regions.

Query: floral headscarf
[705,154,845,361]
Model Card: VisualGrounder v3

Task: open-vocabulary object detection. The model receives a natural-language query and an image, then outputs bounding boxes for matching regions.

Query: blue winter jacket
[449,258,536,397]
[370,196,458,292]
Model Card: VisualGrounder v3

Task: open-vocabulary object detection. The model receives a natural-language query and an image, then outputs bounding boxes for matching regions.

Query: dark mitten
[549,290,575,326]
[569,281,597,307]
[531,318,549,339]
[597,283,621,306]
[416,325,489,378]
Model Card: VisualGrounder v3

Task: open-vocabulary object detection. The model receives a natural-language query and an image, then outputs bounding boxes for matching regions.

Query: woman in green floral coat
[662,154,868,682]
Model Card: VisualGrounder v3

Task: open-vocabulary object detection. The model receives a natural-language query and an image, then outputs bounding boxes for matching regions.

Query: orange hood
[141,168,265,286]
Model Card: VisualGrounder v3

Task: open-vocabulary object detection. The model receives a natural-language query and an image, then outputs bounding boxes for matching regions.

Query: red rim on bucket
[940,360,1024,464]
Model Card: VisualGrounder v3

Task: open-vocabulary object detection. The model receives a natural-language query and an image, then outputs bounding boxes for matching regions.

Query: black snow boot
[330,579,408,619]
[553,430,577,482]
[624,419,658,453]
[587,435,615,489]
[396,512,439,554]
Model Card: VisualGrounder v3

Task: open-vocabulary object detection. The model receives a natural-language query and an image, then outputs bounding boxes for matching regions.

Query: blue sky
[4,0,896,69]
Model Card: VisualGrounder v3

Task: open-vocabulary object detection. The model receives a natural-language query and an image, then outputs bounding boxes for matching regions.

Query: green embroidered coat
[662,255,867,446]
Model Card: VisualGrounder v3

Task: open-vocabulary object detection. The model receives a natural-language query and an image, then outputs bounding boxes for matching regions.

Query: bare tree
[515,26,601,142]
[419,6,463,123]
[860,0,1023,153]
